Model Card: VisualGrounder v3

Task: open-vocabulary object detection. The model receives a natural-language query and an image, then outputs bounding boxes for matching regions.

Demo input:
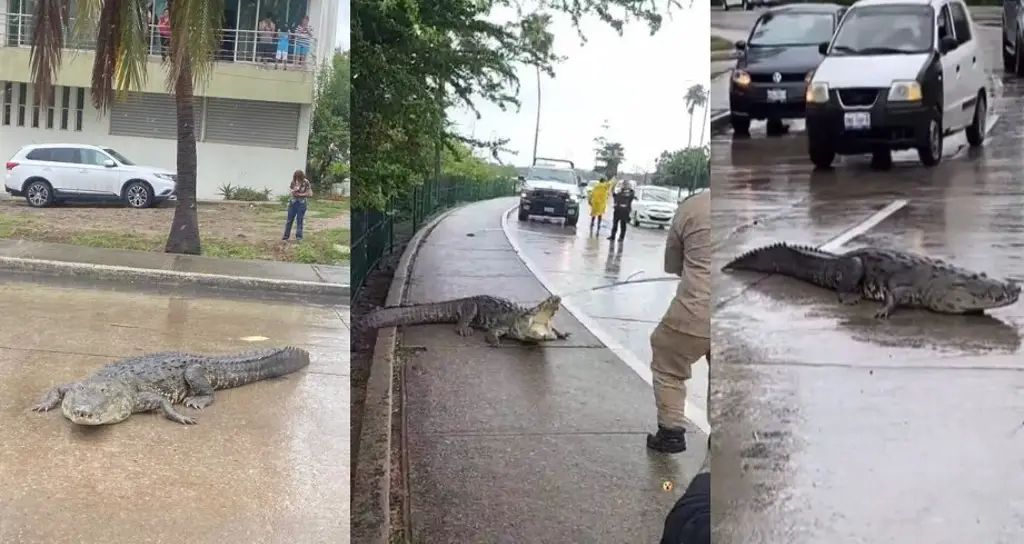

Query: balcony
[0,10,316,104]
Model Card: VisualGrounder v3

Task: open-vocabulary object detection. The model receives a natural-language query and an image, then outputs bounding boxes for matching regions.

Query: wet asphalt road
[0,280,349,542]
[711,21,1024,543]
[504,202,710,424]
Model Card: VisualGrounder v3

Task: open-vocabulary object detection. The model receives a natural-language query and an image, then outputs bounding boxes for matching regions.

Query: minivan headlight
[887,81,922,102]
[805,82,829,104]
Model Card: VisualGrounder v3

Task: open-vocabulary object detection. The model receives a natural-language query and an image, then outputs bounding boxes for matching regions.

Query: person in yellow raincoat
[588,177,612,232]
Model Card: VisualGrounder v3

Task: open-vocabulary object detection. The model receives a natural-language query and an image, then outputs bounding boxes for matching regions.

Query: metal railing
[351,177,517,302]
[1,12,317,71]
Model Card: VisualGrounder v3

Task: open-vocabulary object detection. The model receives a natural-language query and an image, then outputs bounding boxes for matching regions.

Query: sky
[449,4,711,173]
[335,0,350,50]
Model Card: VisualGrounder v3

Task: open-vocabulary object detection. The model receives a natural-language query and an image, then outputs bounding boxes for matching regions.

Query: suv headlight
[805,82,829,104]
[154,173,176,181]
[887,81,922,102]
[732,69,751,87]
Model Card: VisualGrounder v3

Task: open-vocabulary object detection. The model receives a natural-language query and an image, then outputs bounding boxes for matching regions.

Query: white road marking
[819,199,909,252]
[239,336,269,342]
[501,206,711,436]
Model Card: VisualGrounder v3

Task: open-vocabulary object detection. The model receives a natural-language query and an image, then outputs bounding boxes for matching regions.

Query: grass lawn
[711,35,735,52]
[0,199,350,265]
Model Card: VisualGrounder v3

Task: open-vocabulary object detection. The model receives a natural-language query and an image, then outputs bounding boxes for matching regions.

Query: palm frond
[112,0,150,102]
[29,0,72,104]
[91,0,124,111]
[167,0,224,96]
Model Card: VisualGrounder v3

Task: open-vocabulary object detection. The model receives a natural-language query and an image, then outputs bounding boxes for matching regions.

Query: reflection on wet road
[711,29,1024,542]
[0,280,349,542]
[504,201,710,424]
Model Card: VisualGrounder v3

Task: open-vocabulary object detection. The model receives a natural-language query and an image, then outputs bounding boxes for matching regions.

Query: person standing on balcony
[274,26,290,69]
[257,15,276,66]
[157,9,171,60]
[294,16,313,67]
[283,170,313,241]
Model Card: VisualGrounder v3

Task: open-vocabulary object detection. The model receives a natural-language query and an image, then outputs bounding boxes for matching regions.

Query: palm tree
[683,83,708,148]
[699,100,709,146]
[29,0,222,255]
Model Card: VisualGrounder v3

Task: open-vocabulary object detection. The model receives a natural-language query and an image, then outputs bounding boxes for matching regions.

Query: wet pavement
[401,198,706,542]
[711,23,1024,543]
[0,279,349,542]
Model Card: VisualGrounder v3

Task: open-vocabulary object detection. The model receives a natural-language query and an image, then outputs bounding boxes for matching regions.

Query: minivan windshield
[748,12,836,47]
[829,5,934,55]
[527,167,576,184]
[103,148,135,165]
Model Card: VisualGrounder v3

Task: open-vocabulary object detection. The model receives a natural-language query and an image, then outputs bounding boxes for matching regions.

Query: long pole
[532,64,541,165]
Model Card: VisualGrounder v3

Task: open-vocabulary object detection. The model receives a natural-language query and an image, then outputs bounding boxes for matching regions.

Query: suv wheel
[808,142,835,170]
[1015,36,1024,76]
[917,111,943,167]
[731,115,751,137]
[1004,39,1015,72]
[24,180,54,208]
[966,93,986,147]
[517,208,529,221]
[123,180,153,208]
[564,215,578,227]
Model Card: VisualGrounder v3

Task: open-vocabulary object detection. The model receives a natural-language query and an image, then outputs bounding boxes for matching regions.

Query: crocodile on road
[359,294,571,346]
[32,346,310,426]
[722,243,1021,318]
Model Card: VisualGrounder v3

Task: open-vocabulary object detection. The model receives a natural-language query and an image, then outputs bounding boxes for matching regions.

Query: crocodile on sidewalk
[31,346,310,426]
[359,294,572,346]
[722,242,1021,318]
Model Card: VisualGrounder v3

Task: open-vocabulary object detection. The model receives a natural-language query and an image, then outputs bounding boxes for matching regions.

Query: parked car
[805,0,987,169]
[630,186,679,229]
[729,4,845,136]
[4,144,177,208]
[517,158,583,227]
[1002,0,1024,73]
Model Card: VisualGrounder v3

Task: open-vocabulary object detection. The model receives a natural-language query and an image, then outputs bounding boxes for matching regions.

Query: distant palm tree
[29,0,222,255]
[684,83,708,148]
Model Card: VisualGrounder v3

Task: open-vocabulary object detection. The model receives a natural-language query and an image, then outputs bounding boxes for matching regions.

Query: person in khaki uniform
[647,189,710,454]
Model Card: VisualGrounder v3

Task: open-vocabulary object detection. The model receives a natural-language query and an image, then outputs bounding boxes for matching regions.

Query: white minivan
[803,0,988,169]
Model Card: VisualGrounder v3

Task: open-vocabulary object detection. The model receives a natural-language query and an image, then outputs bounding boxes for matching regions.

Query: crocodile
[31,346,310,426]
[722,242,1021,318]
[359,294,571,346]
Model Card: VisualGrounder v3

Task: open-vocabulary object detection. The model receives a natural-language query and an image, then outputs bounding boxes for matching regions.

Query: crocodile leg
[134,391,197,425]
[553,328,571,340]
[875,287,911,319]
[484,329,503,347]
[455,302,479,337]
[32,383,73,412]
[183,365,216,410]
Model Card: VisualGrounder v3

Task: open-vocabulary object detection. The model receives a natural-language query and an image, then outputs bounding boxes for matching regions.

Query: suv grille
[836,88,881,107]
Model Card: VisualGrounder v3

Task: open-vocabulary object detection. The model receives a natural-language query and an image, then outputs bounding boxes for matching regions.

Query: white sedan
[630,186,679,229]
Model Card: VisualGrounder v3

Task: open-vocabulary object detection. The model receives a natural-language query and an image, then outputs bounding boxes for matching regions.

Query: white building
[0,0,340,200]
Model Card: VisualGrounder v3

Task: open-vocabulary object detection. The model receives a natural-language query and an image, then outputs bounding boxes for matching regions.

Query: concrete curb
[710,110,732,135]
[0,256,349,298]
[499,206,710,435]
[350,204,465,544]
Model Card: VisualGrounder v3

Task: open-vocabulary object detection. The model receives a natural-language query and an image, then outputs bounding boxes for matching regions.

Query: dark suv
[1003,0,1024,74]
[517,159,583,227]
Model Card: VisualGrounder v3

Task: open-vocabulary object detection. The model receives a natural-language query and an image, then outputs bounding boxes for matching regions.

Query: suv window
[78,148,110,166]
[25,148,51,161]
[44,148,77,163]
[949,1,972,44]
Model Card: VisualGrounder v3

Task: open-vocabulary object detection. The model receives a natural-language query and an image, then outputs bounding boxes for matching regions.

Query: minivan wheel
[123,181,153,208]
[917,113,943,167]
[25,180,54,208]
[966,93,986,147]
[1004,40,1015,73]
[1015,36,1024,76]
[808,143,835,170]
[731,115,751,137]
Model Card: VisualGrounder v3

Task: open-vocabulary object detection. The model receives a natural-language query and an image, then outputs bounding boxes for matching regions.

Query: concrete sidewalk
[397,199,707,542]
[0,239,348,298]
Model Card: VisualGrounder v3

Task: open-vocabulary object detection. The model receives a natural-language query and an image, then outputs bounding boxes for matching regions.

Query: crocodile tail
[722,242,839,286]
[359,301,460,330]
[207,346,311,388]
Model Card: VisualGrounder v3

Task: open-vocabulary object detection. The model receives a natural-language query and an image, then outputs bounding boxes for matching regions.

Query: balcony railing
[0,12,317,71]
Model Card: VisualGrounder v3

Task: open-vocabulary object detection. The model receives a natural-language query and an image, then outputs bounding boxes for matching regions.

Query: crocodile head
[956,277,1023,311]
[525,295,562,339]
[60,380,135,425]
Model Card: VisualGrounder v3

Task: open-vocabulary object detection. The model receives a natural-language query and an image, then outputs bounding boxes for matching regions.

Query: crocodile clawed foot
[183,396,214,410]
[455,326,474,337]
[176,415,198,425]
[31,403,53,413]
[873,309,891,320]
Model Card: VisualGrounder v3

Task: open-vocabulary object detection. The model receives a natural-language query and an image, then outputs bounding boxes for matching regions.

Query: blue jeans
[283,199,307,240]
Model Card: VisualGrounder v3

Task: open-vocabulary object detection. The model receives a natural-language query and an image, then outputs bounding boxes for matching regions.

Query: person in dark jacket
[660,436,711,544]
[607,179,636,241]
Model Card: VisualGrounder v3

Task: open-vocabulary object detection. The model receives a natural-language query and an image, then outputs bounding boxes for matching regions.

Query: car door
[45,147,81,193]
[936,4,965,129]
[74,147,120,196]
[949,0,982,120]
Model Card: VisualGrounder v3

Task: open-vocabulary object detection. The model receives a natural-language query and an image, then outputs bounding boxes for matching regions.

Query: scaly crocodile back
[722,242,842,289]
[360,295,525,330]
[95,346,310,390]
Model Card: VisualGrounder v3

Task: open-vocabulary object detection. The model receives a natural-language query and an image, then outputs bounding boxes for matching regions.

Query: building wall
[1,82,311,200]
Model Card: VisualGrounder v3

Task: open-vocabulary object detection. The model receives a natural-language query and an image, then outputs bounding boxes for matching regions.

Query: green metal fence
[351,176,517,302]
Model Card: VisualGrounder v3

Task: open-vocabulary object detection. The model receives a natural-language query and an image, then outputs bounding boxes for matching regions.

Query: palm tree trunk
[164,52,201,254]
[699,103,709,145]
[687,110,694,148]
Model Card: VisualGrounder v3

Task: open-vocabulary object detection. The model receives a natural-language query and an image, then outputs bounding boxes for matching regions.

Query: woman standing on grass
[283,170,313,241]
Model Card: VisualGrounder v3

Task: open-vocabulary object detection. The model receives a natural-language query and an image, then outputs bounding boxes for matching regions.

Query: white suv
[4,144,177,208]
[803,0,988,169]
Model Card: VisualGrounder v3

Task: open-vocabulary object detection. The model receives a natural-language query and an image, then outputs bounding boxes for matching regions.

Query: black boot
[646,425,687,453]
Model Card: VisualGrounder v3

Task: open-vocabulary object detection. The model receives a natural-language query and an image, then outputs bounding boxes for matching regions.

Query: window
[30,87,39,128]
[203,98,300,148]
[937,5,954,44]
[16,83,26,127]
[103,148,135,165]
[1,82,11,126]
[110,92,201,140]
[77,148,110,166]
[46,92,54,129]
[25,148,53,161]
[60,86,70,130]
[48,148,78,163]
[748,12,836,47]
[831,4,934,54]
[75,88,85,131]
[949,2,972,45]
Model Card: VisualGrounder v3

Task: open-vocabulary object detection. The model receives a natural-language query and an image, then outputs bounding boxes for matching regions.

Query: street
[712,11,1024,543]
[0,278,349,542]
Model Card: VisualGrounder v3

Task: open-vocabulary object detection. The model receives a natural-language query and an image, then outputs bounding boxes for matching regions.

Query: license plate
[543,207,555,213]
[766,88,786,102]
[844,112,871,130]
